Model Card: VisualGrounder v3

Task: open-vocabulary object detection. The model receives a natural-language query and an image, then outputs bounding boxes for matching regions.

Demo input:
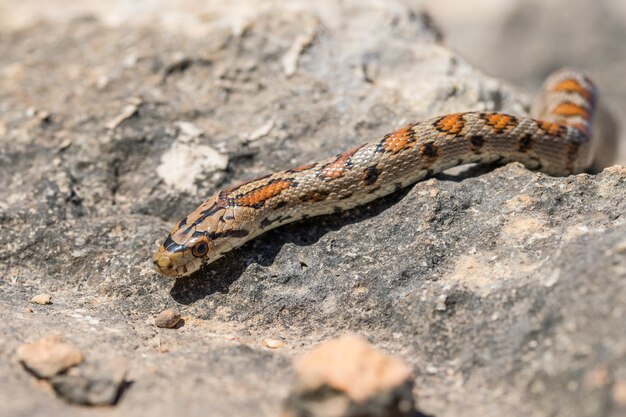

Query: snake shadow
[168,163,505,305]
[169,186,410,304]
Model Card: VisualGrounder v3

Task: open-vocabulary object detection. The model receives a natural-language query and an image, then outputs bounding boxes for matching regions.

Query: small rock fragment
[281,24,317,77]
[264,338,285,349]
[241,118,275,143]
[105,98,141,130]
[156,139,228,194]
[583,365,610,388]
[613,380,626,408]
[30,293,52,305]
[155,308,181,328]
[24,307,34,313]
[434,294,447,311]
[282,334,416,417]
[425,365,438,375]
[51,358,128,405]
[17,335,83,378]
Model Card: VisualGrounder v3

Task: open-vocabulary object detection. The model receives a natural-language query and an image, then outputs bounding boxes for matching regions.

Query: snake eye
[192,241,209,257]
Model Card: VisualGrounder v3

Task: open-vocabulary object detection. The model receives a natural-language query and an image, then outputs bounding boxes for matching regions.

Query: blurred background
[1,0,624,163]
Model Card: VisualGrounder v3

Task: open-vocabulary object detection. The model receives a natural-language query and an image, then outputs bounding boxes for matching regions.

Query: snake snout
[153,252,177,277]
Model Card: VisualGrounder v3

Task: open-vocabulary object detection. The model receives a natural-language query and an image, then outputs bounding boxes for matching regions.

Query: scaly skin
[153,68,597,278]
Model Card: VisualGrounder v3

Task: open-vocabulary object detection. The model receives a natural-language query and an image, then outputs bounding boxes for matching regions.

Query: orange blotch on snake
[552,79,592,101]
[552,102,589,119]
[234,179,293,207]
[379,126,416,153]
[538,120,566,136]
[320,144,365,179]
[482,113,518,133]
[435,114,465,135]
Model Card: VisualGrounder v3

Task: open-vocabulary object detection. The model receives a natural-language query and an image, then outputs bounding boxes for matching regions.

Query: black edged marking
[317,144,367,182]
[163,234,187,254]
[374,129,417,154]
[183,201,225,235]
[420,142,439,158]
[518,133,534,153]
[259,215,293,230]
[178,217,188,228]
[363,165,380,186]
[434,114,466,137]
[469,135,484,153]
[274,201,289,210]
[207,229,250,240]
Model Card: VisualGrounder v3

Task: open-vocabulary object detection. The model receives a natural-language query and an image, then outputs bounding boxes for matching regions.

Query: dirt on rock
[0,1,625,417]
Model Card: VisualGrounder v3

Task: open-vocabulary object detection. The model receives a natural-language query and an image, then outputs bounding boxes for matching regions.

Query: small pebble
[155,308,181,329]
[425,364,438,374]
[17,335,83,378]
[264,338,285,349]
[30,293,52,305]
[25,307,34,313]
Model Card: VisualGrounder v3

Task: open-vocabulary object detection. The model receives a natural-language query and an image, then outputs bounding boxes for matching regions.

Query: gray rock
[50,359,128,406]
[0,1,624,417]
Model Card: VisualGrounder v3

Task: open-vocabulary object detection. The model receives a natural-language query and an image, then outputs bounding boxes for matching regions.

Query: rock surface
[282,334,415,417]
[0,1,625,417]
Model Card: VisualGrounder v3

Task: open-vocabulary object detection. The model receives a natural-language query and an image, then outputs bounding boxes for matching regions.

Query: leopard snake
[154,68,597,278]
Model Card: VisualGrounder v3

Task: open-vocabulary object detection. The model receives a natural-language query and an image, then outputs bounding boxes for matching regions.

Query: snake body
[154,68,597,278]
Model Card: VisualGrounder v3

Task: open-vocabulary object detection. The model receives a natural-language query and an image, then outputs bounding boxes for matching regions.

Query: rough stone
[29,294,52,305]
[613,380,626,408]
[50,359,128,406]
[0,1,625,417]
[155,308,182,329]
[282,335,415,417]
[264,338,286,349]
[17,336,84,379]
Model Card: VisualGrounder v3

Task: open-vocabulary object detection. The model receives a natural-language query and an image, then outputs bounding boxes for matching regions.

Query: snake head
[153,196,250,278]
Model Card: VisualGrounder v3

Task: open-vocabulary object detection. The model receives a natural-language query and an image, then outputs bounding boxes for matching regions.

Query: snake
[153,68,597,278]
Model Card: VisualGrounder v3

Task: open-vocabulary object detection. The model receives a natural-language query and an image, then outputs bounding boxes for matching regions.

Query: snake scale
[153,68,597,278]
